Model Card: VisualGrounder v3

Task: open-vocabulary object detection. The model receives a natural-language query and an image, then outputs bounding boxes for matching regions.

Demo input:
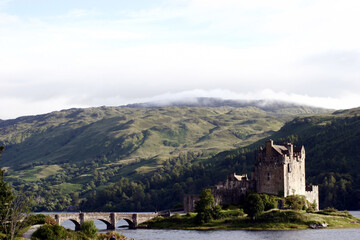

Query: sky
[1,0,360,119]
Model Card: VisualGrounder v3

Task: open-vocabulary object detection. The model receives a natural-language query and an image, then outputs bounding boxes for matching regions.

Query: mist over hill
[126,97,331,115]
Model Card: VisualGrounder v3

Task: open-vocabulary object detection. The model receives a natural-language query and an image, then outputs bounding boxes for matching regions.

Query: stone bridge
[54,212,161,230]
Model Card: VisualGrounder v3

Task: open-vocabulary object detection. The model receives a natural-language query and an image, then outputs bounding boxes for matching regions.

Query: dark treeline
[80,149,255,211]
[272,115,360,210]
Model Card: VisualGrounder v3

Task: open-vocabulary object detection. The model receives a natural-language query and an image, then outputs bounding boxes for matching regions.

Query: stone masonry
[184,140,319,212]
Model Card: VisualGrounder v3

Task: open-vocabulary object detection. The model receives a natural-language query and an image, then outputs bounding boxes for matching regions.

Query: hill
[79,104,360,211]
[1,106,281,169]
[0,99,330,170]
[0,100,334,211]
[267,107,360,210]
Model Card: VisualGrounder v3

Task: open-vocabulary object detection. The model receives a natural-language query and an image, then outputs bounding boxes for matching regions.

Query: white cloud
[65,9,100,18]
[0,0,360,119]
[0,13,19,24]
[0,97,86,120]
[2,88,359,119]
[135,89,360,110]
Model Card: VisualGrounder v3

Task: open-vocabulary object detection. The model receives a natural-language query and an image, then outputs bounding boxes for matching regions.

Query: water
[120,228,360,240]
[350,211,360,218]
[53,212,360,240]
[119,211,360,240]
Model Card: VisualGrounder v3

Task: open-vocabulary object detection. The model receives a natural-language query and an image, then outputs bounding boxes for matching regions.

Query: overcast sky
[1,0,360,119]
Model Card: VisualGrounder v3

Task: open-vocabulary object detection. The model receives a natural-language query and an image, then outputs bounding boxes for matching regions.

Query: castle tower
[254,140,306,197]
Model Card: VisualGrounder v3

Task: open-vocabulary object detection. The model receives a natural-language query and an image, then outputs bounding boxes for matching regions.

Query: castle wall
[254,161,285,196]
[212,175,255,205]
[183,194,199,213]
[305,185,319,210]
[255,140,307,197]
[284,155,306,197]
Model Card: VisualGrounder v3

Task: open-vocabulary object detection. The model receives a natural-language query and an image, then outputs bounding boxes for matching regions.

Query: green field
[143,209,360,230]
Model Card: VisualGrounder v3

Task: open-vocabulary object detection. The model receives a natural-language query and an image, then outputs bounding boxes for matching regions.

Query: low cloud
[2,89,359,120]
[133,89,360,110]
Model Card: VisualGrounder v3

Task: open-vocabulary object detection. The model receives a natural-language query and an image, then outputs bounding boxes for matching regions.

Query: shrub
[306,200,317,212]
[97,231,128,240]
[256,210,305,224]
[80,220,98,239]
[260,194,277,211]
[323,207,338,213]
[171,213,181,219]
[168,213,182,223]
[222,208,244,218]
[212,205,223,219]
[285,195,306,211]
[244,193,264,220]
[23,214,47,227]
[31,224,68,240]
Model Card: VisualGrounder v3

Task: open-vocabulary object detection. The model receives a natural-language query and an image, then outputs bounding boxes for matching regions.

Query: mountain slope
[0,101,333,211]
[263,107,360,210]
[0,103,329,170]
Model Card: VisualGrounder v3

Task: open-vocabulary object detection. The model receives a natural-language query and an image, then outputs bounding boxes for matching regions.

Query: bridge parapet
[54,212,158,230]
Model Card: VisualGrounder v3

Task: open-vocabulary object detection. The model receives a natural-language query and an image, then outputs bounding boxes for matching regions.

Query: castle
[184,140,319,212]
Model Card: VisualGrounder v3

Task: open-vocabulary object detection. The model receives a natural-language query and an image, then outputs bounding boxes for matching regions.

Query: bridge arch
[83,213,115,230]
[60,219,81,231]
[116,218,135,229]
[92,218,114,230]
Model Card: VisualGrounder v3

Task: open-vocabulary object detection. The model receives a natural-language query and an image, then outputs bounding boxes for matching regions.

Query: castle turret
[265,139,273,156]
[286,142,293,157]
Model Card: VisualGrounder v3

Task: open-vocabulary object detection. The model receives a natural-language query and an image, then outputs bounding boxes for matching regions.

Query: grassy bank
[142,209,360,230]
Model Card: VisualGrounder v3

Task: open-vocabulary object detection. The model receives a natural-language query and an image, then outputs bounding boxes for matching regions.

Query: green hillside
[1,103,325,170]
[78,106,360,212]
[0,106,280,168]
[267,107,360,210]
[0,102,334,211]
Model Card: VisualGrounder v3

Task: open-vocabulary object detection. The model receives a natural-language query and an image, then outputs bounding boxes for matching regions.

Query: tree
[0,147,30,240]
[194,188,216,224]
[2,191,30,240]
[0,146,15,233]
[244,193,264,220]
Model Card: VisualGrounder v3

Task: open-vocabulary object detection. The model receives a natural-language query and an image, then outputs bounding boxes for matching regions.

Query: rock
[309,222,328,229]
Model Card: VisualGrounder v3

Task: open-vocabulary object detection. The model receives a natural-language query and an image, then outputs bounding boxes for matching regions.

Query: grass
[7,165,62,182]
[142,209,360,230]
[55,182,83,194]
[36,165,62,178]
[0,106,315,174]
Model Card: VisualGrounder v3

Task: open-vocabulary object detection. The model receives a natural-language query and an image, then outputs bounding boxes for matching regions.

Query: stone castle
[184,140,319,212]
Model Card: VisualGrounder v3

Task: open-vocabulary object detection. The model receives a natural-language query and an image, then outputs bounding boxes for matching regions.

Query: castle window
[288,164,292,173]
[267,172,270,181]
